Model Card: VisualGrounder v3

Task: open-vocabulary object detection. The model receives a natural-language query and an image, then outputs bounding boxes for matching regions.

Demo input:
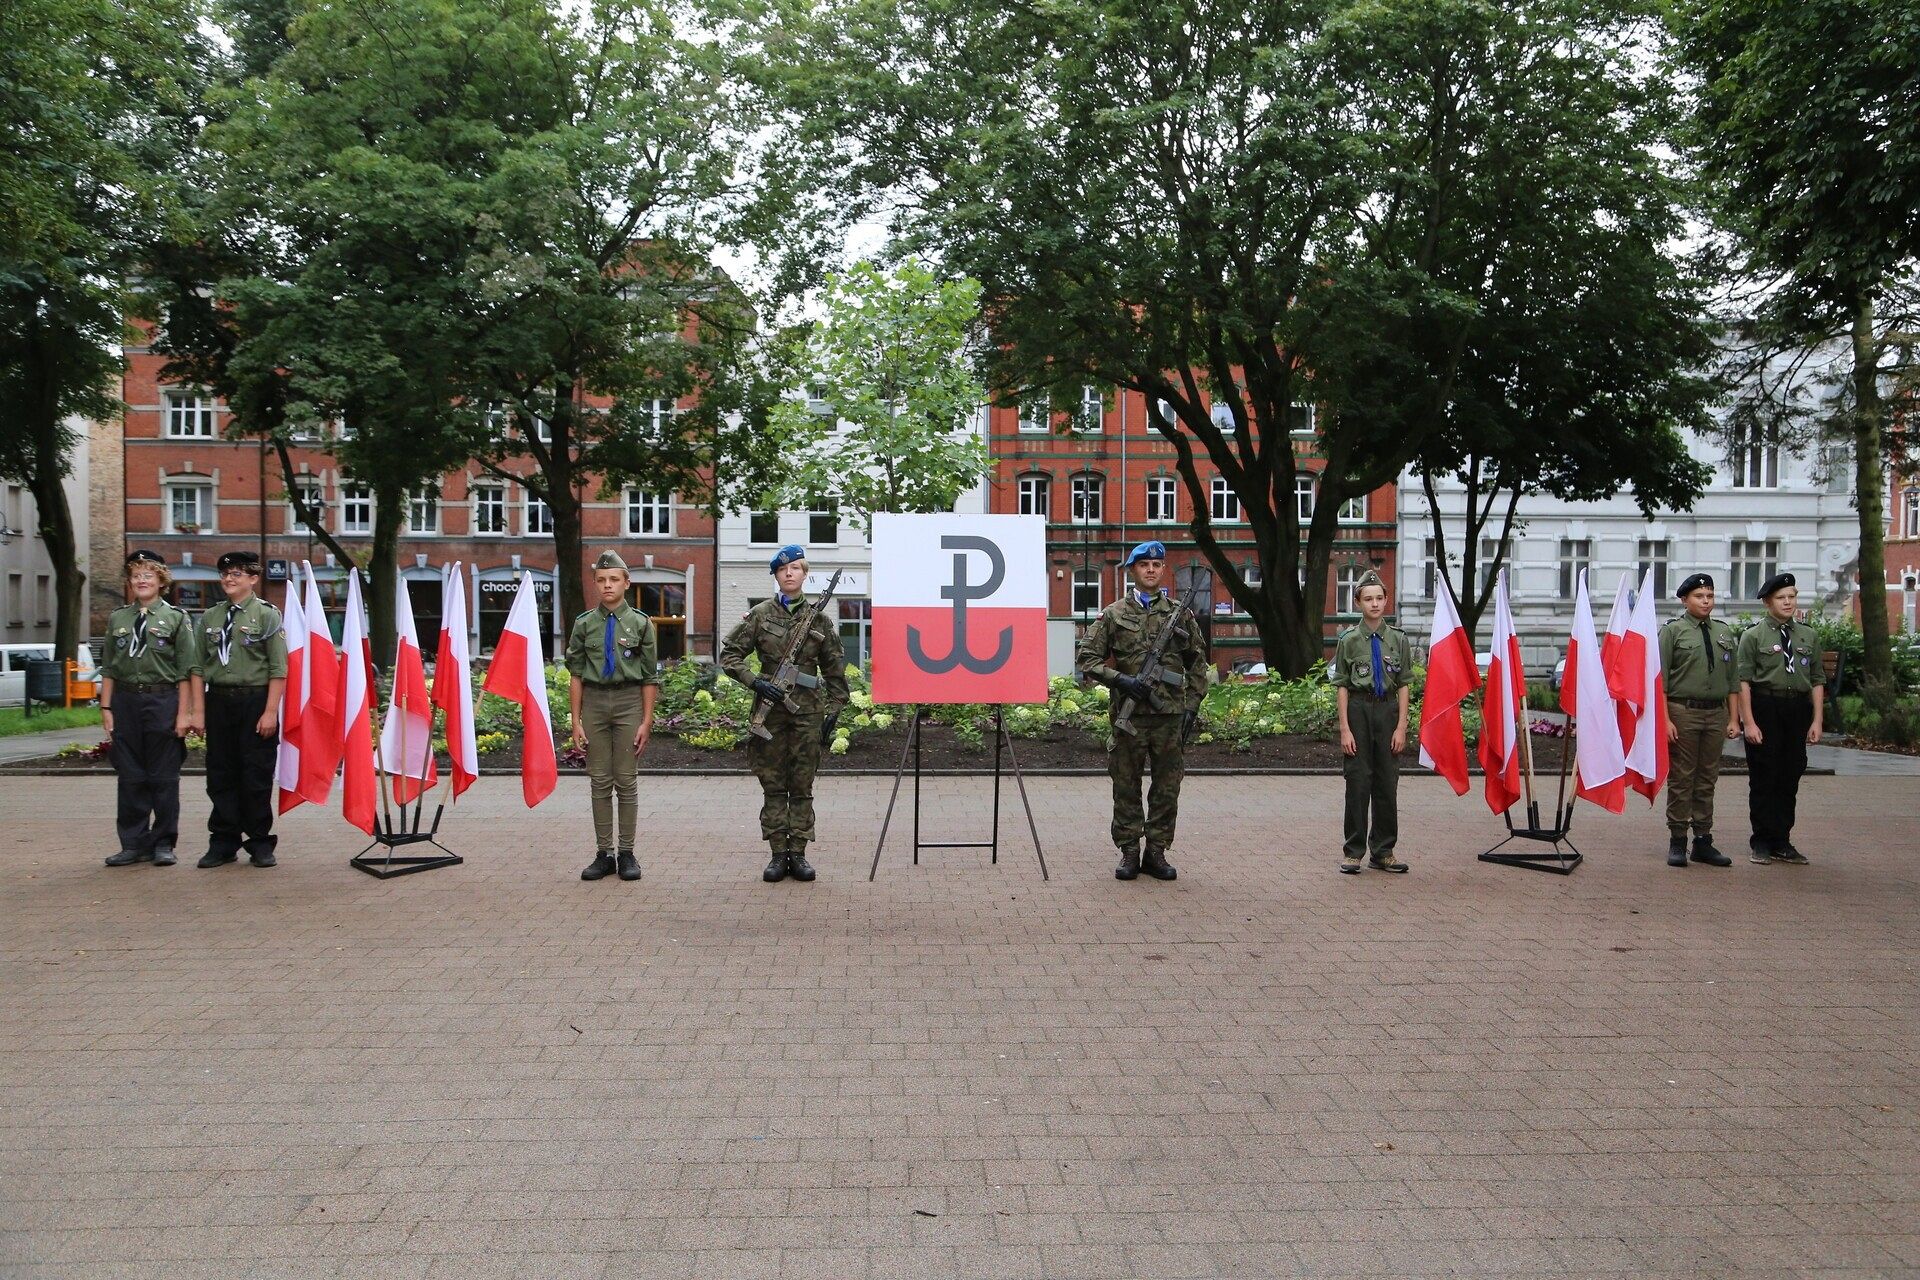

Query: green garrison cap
[593,549,628,572]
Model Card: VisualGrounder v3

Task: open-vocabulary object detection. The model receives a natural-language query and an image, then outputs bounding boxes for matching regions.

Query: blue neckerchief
[1370,631,1385,698]
[602,612,616,678]
[1136,591,1154,608]
[777,593,793,609]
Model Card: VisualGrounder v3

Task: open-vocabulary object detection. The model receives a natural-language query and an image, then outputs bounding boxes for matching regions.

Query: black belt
[115,681,179,694]
[1353,690,1398,702]
[1749,688,1812,701]
[205,683,268,695]
[584,679,647,690]
[1670,697,1726,711]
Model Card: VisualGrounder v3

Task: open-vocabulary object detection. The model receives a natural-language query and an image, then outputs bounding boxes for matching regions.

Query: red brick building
[1885,472,1919,634]
[985,387,1398,664]
[112,328,718,659]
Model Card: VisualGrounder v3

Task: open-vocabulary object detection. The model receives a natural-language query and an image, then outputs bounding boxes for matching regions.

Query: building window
[333,416,357,441]
[1335,563,1368,615]
[35,574,52,624]
[748,510,780,544]
[1338,494,1366,523]
[484,402,511,441]
[1636,539,1670,600]
[1017,475,1049,519]
[1017,393,1050,433]
[165,480,213,533]
[340,483,372,535]
[1071,568,1101,616]
[633,398,674,436]
[1557,538,1591,600]
[1145,476,1177,523]
[633,582,688,661]
[524,489,553,536]
[473,484,506,534]
[1211,477,1241,523]
[1731,538,1780,601]
[1419,537,1438,601]
[1730,420,1780,488]
[808,496,838,544]
[1070,474,1103,524]
[1479,537,1503,599]
[1075,384,1103,432]
[837,597,872,669]
[1288,403,1315,435]
[1905,487,1919,538]
[405,484,439,534]
[287,478,325,533]
[164,391,216,438]
[1294,474,1315,523]
[626,489,672,536]
[805,383,833,416]
[5,574,19,626]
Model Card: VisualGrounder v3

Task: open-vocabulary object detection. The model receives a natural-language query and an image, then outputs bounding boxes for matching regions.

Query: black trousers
[205,685,279,857]
[1744,692,1812,851]
[111,687,185,853]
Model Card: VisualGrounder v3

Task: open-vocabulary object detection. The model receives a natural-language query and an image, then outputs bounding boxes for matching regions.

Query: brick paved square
[1,771,1916,1277]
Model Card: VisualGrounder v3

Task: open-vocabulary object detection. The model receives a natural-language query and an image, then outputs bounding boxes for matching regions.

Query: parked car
[1552,655,1567,691]
[0,643,99,707]
[1230,660,1268,680]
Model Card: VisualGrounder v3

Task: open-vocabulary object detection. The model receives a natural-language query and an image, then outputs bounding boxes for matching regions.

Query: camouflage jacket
[1075,591,1208,717]
[720,596,850,717]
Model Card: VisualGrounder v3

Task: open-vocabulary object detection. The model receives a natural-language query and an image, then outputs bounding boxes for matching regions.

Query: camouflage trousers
[1108,711,1186,851]
[1665,700,1727,838]
[747,704,822,849]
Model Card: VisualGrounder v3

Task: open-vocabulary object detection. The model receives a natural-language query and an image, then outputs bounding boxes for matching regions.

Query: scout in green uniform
[1658,572,1739,868]
[1333,571,1412,875]
[1074,541,1208,882]
[1737,572,1824,865]
[565,549,660,883]
[189,551,287,868]
[100,550,199,867]
[720,544,849,883]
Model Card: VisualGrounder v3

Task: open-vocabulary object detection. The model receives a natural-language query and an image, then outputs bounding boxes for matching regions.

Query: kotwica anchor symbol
[905,535,1014,674]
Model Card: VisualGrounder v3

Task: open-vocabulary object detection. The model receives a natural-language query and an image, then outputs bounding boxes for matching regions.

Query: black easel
[351,796,462,878]
[868,705,1048,880]
[1479,722,1582,874]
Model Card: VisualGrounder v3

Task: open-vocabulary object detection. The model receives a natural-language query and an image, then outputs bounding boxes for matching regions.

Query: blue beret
[1123,541,1167,568]
[768,544,807,574]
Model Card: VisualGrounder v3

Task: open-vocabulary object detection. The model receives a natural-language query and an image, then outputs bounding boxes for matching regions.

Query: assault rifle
[748,569,843,741]
[1112,583,1204,737]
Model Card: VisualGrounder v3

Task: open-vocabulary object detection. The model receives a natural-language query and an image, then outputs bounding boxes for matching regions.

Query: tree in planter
[765,261,991,530]
[768,0,1718,675]
[0,0,207,663]
[1671,0,1920,688]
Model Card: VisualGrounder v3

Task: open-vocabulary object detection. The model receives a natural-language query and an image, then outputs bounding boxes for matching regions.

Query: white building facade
[1,420,91,647]
[1398,425,1861,672]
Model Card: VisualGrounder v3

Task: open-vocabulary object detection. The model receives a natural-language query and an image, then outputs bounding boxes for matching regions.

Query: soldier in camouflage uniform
[564,549,660,883]
[720,544,849,883]
[1332,570,1412,875]
[1075,541,1208,881]
[100,550,199,867]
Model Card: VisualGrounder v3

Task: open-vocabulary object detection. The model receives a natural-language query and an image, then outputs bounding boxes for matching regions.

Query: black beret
[1674,572,1713,600]
[125,549,166,568]
[1758,571,1796,600]
[216,551,262,573]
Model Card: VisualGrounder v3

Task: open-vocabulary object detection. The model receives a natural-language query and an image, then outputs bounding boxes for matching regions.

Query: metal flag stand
[1479,687,1582,874]
[868,705,1048,881]
[350,584,463,879]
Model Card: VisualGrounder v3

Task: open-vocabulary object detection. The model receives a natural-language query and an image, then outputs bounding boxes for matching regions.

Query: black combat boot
[616,849,641,881]
[152,847,176,867]
[1667,835,1688,867]
[1114,842,1140,880]
[105,848,153,867]
[1141,846,1177,881]
[763,846,790,882]
[1689,835,1731,866]
[787,847,816,882]
[581,850,616,881]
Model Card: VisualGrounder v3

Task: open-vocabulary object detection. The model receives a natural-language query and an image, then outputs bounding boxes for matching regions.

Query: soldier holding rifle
[1075,541,1208,882]
[721,545,849,883]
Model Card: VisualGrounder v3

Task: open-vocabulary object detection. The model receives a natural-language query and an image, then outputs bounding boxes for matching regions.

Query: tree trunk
[548,471,584,630]
[368,485,403,668]
[1851,292,1892,687]
[22,321,87,663]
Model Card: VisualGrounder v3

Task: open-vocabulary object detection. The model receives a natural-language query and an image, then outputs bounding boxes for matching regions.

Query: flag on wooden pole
[433,562,479,798]
[338,569,378,834]
[1564,570,1628,813]
[1417,579,1481,796]
[379,574,436,804]
[1478,569,1525,815]
[480,570,556,807]
[296,562,340,805]
[275,567,308,814]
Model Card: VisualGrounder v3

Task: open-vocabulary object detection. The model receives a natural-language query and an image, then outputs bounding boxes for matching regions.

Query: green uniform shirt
[1659,615,1737,701]
[192,594,288,686]
[564,602,661,686]
[1074,591,1208,715]
[720,596,850,716]
[1332,622,1413,695]
[102,601,198,685]
[1736,618,1821,694]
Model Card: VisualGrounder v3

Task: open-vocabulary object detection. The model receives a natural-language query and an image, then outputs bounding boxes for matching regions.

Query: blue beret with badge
[768,544,807,574]
[1123,541,1167,568]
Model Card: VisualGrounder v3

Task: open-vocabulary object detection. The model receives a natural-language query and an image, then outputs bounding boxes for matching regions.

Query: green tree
[0,0,207,661]
[1672,0,1920,687]
[768,261,990,532]
[769,0,1713,674]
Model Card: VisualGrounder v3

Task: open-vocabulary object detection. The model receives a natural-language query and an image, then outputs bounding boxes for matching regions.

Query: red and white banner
[1478,569,1525,815]
[481,570,556,807]
[1564,569,1628,813]
[1623,568,1669,801]
[338,569,378,834]
[297,561,340,805]
[871,513,1048,704]
[380,573,436,804]
[433,562,479,798]
[1416,578,1480,795]
[276,568,308,814]
[1602,571,1645,754]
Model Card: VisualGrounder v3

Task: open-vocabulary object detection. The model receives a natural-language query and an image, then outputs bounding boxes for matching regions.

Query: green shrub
[1846,682,1920,749]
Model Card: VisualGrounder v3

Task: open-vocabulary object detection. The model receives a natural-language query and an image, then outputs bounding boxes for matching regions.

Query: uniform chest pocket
[617,629,643,652]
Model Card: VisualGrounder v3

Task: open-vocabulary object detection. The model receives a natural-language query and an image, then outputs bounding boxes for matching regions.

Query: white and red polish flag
[379,573,436,804]
[1477,568,1525,815]
[1417,578,1481,796]
[1601,570,1645,753]
[1623,567,1669,801]
[338,568,378,835]
[432,562,478,798]
[297,561,341,805]
[481,570,556,807]
[870,513,1049,704]
[275,566,309,814]
[1562,569,1628,813]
